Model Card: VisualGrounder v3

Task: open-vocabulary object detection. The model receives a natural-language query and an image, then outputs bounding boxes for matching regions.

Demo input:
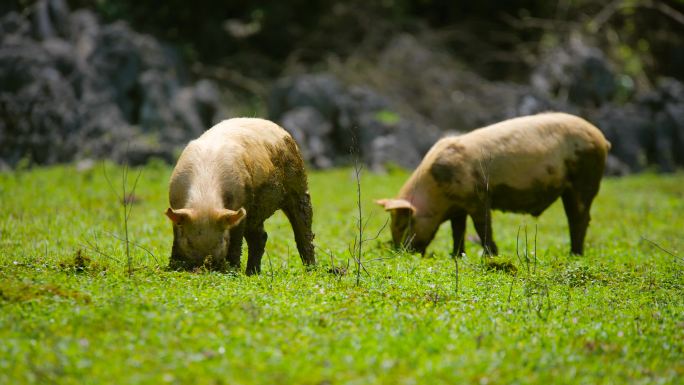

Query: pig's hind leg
[561,174,601,256]
[561,148,605,255]
[471,209,498,256]
[283,192,316,268]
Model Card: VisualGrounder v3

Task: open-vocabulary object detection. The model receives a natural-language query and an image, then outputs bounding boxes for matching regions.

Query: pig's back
[197,118,290,151]
[416,113,608,214]
[170,118,304,211]
[193,118,298,184]
[434,113,607,188]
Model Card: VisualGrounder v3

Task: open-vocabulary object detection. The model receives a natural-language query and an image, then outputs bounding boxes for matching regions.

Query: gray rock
[592,104,650,172]
[139,70,176,130]
[0,12,30,39]
[69,10,99,60]
[171,87,205,138]
[269,71,443,171]
[193,79,227,127]
[0,5,230,168]
[369,134,422,172]
[604,154,631,177]
[532,35,616,107]
[268,73,344,122]
[169,79,228,140]
[281,106,329,139]
[649,78,684,171]
[280,106,334,168]
[666,103,684,166]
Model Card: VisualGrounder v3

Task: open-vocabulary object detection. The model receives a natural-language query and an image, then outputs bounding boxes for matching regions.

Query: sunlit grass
[1,164,683,384]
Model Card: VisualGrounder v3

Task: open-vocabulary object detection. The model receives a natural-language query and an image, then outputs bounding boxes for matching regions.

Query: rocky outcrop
[269,73,441,171]
[0,0,229,167]
[269,35,684,174]
[2,3,683,175]
[531,35,617,108]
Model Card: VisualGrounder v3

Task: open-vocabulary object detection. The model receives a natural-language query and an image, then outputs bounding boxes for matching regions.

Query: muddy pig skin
[166,118,315,274]
[376,112,611,256]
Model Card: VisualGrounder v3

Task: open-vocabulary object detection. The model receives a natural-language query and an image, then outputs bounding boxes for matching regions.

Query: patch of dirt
[0,280,91,303]
[484,257,518,274]
[58,249,106,274]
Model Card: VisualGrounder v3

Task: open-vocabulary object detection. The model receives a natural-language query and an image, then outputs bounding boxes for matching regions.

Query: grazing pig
[166,118,315,274]
[376,112,610,256]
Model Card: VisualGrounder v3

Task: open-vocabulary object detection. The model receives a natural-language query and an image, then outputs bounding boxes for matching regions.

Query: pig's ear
[374,199,416,214]
[166,208,192,225]
[218,207,247,228]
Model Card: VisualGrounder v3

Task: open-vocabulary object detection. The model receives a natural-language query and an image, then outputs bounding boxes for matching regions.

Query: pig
[166,118,315,274]
[376,112,610,256]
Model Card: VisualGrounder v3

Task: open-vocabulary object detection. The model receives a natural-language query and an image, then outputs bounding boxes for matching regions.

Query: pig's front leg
[450,211,467,257]
[227,222,245,271]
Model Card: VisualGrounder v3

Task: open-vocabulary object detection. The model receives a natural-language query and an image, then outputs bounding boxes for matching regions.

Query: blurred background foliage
[2,0,684,172]
[54,0,684,85]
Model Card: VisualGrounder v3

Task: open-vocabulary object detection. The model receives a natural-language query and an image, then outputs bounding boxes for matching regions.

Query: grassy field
[1,163,683,384]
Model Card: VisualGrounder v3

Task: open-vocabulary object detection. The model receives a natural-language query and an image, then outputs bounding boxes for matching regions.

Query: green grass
[1,163,683,384]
